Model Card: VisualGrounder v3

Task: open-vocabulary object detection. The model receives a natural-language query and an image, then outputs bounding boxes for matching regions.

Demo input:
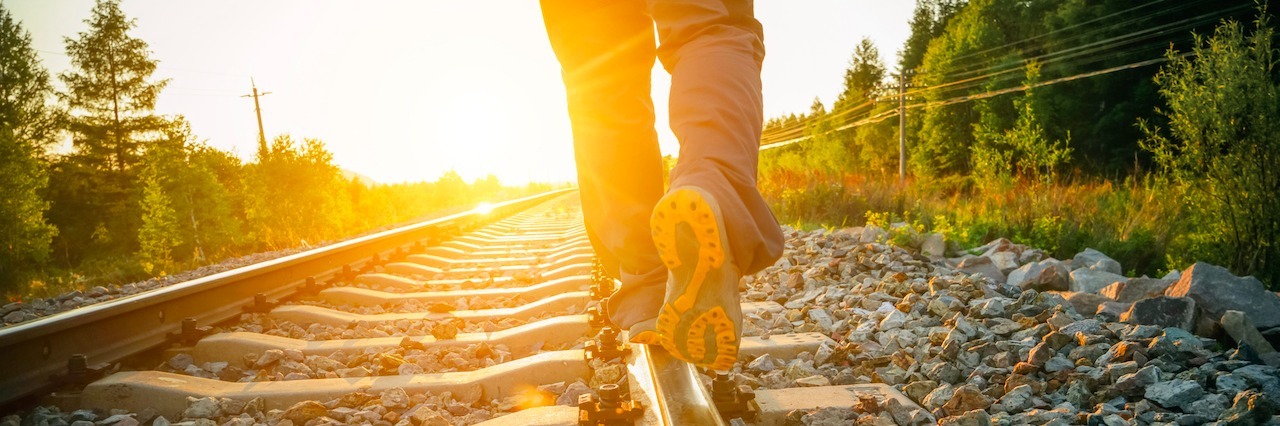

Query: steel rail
[637,344,729,425]
[0,188,573,407]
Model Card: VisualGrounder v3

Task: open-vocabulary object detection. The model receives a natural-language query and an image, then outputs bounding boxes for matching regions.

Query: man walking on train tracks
[541,0,784,371]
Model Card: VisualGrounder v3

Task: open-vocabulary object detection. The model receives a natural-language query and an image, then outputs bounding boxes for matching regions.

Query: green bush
[1140,11,1280,288]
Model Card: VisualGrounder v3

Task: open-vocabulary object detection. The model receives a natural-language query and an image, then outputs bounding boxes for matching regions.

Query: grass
[759,170,1187,279]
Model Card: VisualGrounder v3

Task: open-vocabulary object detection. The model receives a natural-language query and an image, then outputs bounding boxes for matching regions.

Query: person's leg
[648,0,783,275]
[540,0,667,332]
[645,0,784,370]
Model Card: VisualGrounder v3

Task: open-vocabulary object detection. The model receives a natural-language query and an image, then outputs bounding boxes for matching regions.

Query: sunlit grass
[760,170,1186,278]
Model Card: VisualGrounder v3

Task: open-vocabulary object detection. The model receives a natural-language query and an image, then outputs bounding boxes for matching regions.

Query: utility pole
[241,78,271,159]
[898,70,907,185]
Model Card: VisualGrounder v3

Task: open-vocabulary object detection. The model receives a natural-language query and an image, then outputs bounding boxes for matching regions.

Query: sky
[7,1,915,185]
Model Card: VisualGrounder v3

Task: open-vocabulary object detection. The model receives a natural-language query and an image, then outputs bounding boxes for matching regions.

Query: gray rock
[1064,292,1111,316]
[977,238,1016,257]
[1181,392,1229,419]
[67,410,95,423]
[939,409,991,426]
[1019,249,1046,264]
[380,387,410,408]
[1221,310,1277,354]
[1070,268,1127,294]
[281,401,326,425]
[990,252,1020,274]
[922,384,956,410]
[1121,296,1197,330]
[1097,301,1131,322]
[183,397,221,419]
[1044,356,1075,373]
[922,233,946,258]
[1217,374,1249,394]
[1074,248,1123,275]
[976,298,1011,318]
[1060,319,1104,336]
[1165,262,1280,328]
[1144,379,1204,408]
[556,380,592,406]
[1008,259,1071,292]
[1115,365,1161,393]
[808,309,834,333]
[1219,390,1276,425]
[748,354,777,372]
[254,349,284,367]
[880,309,908,331]
[2,311,26,323]
[167,353,194,370]
[999,384,1034,413]
[1100,278,1175,303]
[795,375,830,387]
[1027,342,1053,366]
[958,256,1006,283]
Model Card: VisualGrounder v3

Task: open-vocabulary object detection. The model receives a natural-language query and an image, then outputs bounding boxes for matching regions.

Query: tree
[971,61,1071,186]
[137,168,178,274]
[899,0,966,72]
[834,38,886,112]
[0,5,58,291]
[60,0,168,173]
[138,119,241,267]
[913,0,1023,179]
[1140,12,1280,287]
[244,135,348,249]
[54,0,169,259]
[0,6,61,148]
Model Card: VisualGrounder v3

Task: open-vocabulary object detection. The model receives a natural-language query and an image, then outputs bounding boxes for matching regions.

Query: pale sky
[8,1,914,184]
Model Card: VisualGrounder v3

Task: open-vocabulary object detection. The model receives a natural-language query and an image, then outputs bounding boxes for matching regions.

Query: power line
[34,48,250,78]
[943,3,1250,81]
[759,52,1188,151]
[941,0,1229,76]
[759,3,1254,148]
[943,0,1172,65]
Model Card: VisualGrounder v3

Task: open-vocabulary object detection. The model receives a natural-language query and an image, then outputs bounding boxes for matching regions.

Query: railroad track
[0,189,923,426]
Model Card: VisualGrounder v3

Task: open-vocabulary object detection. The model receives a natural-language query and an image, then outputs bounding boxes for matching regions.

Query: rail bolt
[169,317,211,346]
[586,305,608,330]
[709,373,757,422]
[577,383,643,425]
[244,293,275,314]
[51,354,108,390]
[584,326,631,362]
[67,354,87,376]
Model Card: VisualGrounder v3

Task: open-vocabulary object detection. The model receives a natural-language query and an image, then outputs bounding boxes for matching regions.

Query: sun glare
[473,202,495,215]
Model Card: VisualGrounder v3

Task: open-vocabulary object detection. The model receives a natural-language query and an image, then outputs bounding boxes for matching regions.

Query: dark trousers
[540,0,784,327]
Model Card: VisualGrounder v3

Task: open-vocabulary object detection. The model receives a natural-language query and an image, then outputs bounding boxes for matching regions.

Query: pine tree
[0,5,59,291]
[54,0,169,259]
[61,0,168,173]
[835,38,886,111]
[137,170,178,275]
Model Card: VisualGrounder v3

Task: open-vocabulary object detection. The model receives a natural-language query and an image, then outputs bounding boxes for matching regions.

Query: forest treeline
[759,0,1279,288]
[0,1,543,297]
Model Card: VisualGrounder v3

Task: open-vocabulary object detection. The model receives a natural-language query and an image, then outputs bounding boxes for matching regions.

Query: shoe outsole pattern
[628,318,661,345]
[629,330,661,345]
[650,188,738,371]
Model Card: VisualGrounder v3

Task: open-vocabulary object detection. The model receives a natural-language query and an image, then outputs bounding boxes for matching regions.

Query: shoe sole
[650,187,738,371]
[628,318,662,345]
